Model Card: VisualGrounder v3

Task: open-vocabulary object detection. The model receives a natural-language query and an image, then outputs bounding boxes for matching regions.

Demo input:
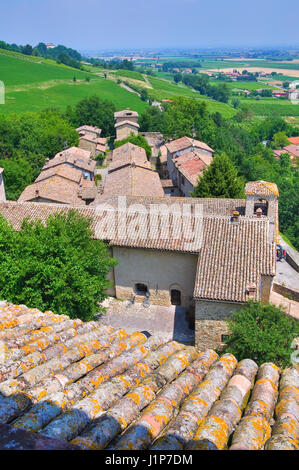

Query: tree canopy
[64,95,116,136]
[0,211,116,321]
[192,153,244,199]
[224,301,299,367]
[0,110,79,199]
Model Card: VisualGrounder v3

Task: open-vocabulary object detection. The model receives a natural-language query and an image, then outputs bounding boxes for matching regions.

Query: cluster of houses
[274,136,299,163]
[0,108,282,352]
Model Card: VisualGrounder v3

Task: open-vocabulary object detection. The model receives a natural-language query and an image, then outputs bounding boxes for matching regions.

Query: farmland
[0,49,148,114]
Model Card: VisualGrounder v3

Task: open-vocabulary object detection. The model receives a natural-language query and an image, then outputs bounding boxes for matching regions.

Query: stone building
[114,109,139,141]
[166,136,214,195]
[18,147,97,206]
[98,143,164,197]
[1,180,278,350]
[76,125,107,157]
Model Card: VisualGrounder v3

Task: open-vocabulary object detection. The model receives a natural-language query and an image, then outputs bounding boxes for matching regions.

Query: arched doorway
[171,289,181,306]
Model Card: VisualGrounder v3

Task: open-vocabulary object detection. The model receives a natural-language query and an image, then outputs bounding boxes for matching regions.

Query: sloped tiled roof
[104,166,164,197]
[193,217,276,302]
[43,147,96,173]
[0,303,297,450]
[35,165,82,184]
[114,109,138,119]
[166,136,214,155]
[288,136,299,145]
[76,125,102,136]
[109,143,151,171]
[115,120,139,129]
[17,176,88,206]
[245,181,279,197]
[174,151,212,186]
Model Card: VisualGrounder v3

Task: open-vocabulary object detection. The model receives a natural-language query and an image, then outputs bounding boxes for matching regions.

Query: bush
[0,211,117,321]
[114,134,152,158]
[224,301,299,367]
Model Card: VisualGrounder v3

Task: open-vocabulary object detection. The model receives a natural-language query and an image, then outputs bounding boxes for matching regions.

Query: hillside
[0,49,148,114]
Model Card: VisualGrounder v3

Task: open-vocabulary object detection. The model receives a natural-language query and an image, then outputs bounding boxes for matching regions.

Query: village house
[273,142,299,163]
[1,180,278,351]
[172,151,213,197]
[114,109,139,141]
[18,147,97,206]
[76,125,107,157]
[42,147,96,180]
[99,142,164,197]
[166,136,214,195]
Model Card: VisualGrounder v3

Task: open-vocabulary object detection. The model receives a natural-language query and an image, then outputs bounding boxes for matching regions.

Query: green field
[114,69,146,82]
[0,50,89,86]
[0,49,148,115]
[239,97,299,116]
[209,79,276,91]
[148,77,236,117]
[3,79,148,114]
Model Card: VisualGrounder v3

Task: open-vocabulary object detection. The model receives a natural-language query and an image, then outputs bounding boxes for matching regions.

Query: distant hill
[0,48,148,115]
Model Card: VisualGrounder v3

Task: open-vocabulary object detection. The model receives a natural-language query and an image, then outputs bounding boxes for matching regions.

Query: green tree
[0,211,117,321]
[140,88,149,102]
[272,131,289,149]
[231,97,240,109]
[114,134,152,158]
[65,95,116,136]
[192,153,244,198]
[225,301,299,367]
[173,73,182,84]
[0,158,33,200]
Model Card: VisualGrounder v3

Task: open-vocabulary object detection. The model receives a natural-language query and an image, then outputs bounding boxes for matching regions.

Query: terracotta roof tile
[166,136,214,155]
[245,181,279,197]
[0,302,296,450]
[43,147,96,173]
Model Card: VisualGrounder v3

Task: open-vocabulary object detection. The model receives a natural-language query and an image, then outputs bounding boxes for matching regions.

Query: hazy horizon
[2,0,299,53]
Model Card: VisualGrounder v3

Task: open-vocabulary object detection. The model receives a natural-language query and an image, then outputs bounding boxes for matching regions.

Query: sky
[1,0,299,52]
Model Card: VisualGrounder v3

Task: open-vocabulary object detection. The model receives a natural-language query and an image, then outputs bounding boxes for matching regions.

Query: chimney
[256,207,262,218]
[247,282,257,298]
[35,189,39,197]
[232,210,240,223]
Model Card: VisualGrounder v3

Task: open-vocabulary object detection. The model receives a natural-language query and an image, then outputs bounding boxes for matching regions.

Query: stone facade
[78,137,98,157]
[112,246,198,308]
[115,123,139,141]
[195,300,243,350]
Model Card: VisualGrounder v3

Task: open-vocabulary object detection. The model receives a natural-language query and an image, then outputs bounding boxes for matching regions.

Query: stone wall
[116,124,138,141]
[112,246,198,308]
[195,299,243,350]
[79,138,97,157]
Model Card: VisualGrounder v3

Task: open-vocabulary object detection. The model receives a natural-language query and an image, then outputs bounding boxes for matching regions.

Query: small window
[221,334,230,343]
[135,283,148,295]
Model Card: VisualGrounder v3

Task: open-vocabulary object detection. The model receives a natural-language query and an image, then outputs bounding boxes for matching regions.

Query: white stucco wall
[112,246,198,308]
